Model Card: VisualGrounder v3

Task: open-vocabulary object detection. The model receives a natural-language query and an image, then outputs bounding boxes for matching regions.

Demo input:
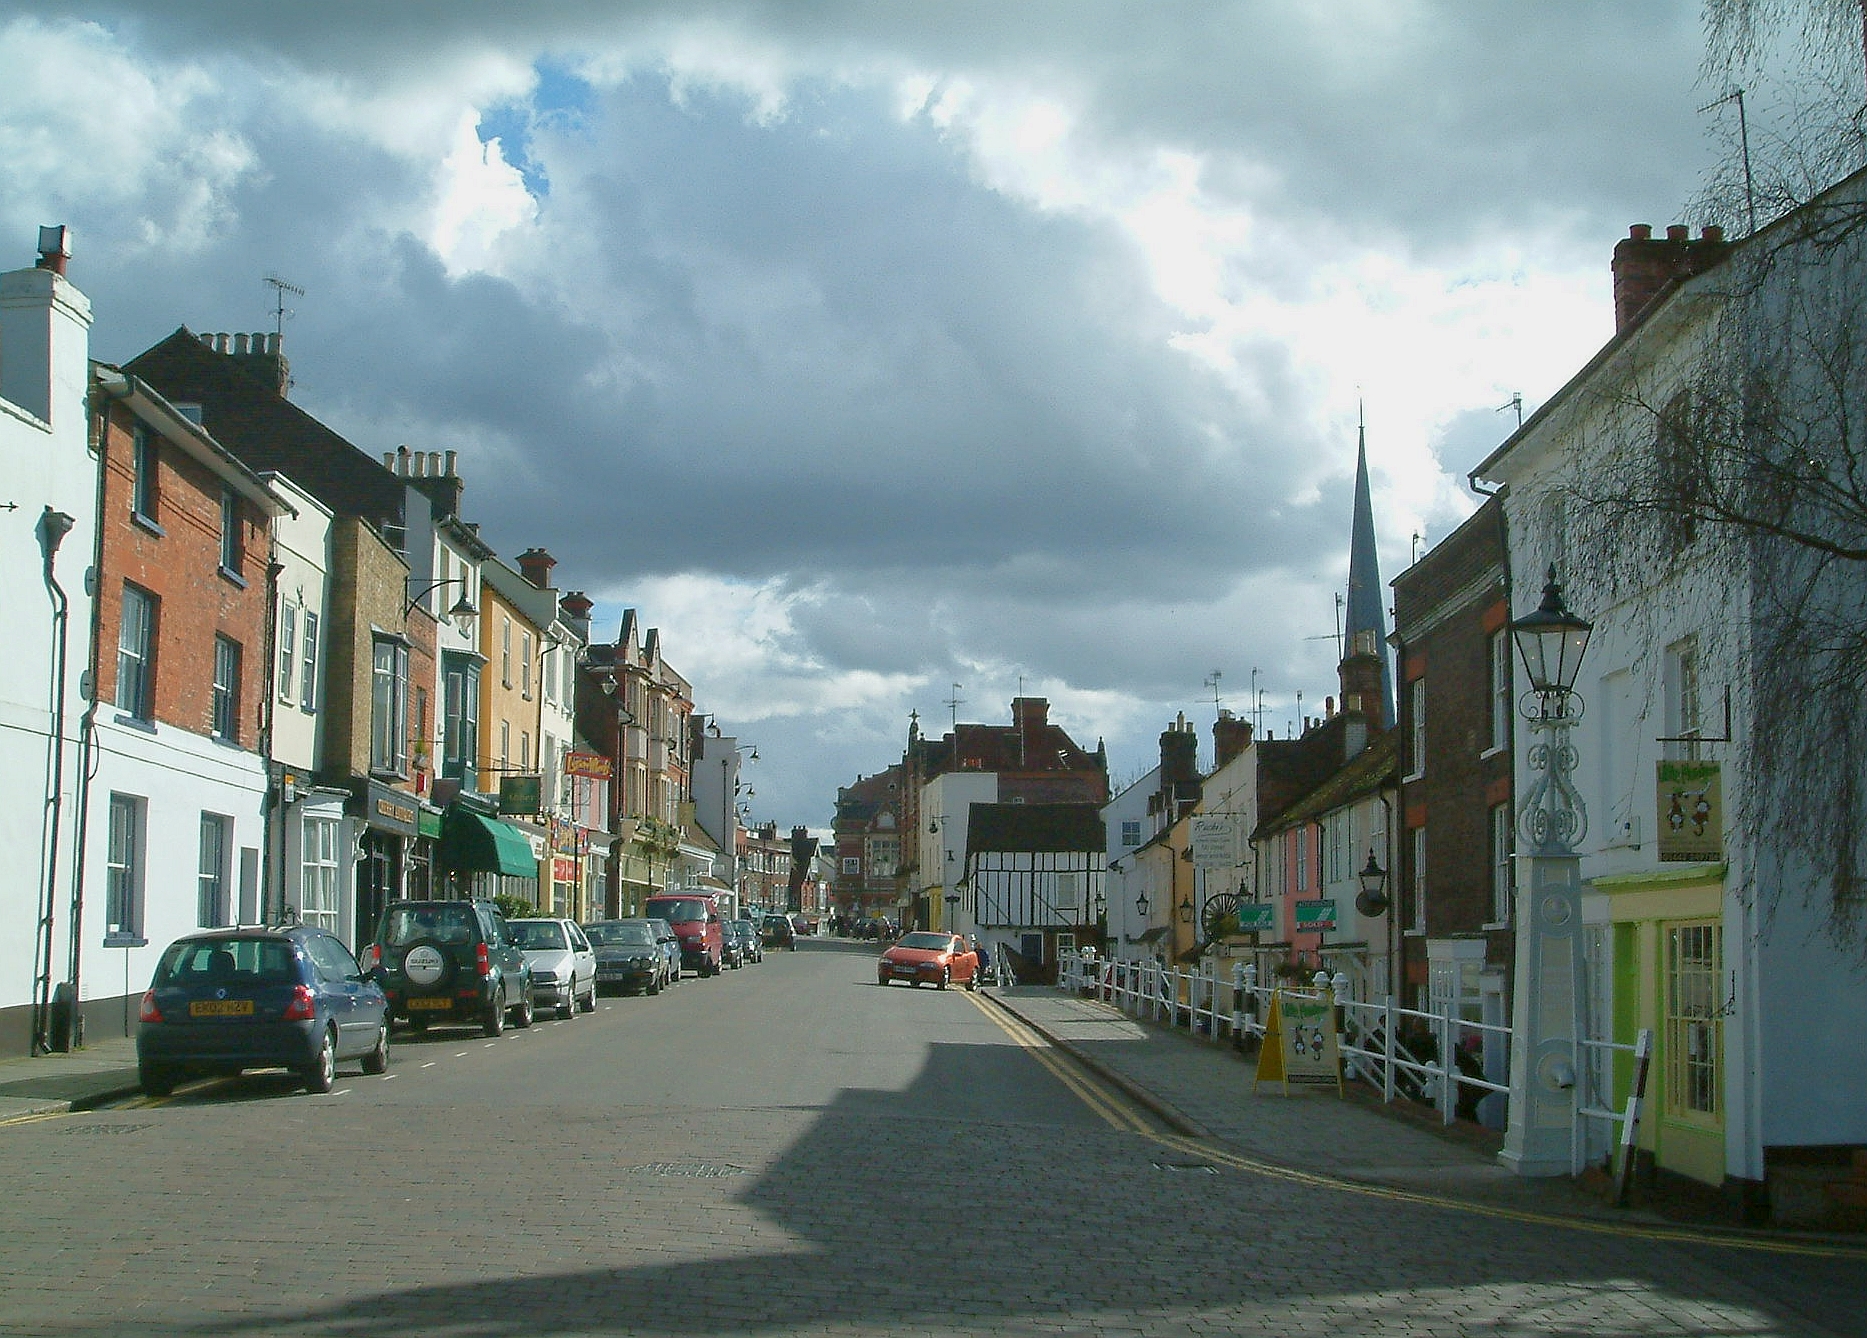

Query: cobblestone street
[1,944,1859,1338]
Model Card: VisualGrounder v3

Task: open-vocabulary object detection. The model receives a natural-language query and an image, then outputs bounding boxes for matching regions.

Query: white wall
[0,258,94,1048]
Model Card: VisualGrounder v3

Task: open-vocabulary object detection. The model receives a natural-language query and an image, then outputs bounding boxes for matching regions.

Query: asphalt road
[0,937,1859,1337]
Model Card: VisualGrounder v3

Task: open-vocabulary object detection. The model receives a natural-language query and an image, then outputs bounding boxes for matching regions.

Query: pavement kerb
[977,986,1212,1139]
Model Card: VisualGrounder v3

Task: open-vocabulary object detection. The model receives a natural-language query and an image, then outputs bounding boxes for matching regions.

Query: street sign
[1656,760,1723,862]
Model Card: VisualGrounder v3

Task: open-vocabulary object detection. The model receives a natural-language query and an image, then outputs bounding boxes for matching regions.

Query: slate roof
[965,803,1106,856]
[125,328,405,533]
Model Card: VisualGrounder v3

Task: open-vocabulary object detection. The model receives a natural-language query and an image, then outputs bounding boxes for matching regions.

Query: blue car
[137,925,390,1097]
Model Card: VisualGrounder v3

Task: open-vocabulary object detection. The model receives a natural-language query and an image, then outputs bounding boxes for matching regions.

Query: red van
[641,893,724,976]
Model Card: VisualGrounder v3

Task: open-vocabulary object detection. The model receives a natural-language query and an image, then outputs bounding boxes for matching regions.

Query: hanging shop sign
[565,751,612,780]
[1189,816,1240,868]
[1656,760,1723,863]
[499,774,542,816]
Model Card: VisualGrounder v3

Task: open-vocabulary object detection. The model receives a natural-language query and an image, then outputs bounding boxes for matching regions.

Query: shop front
[351,780,421,948]
[438,802,540,902]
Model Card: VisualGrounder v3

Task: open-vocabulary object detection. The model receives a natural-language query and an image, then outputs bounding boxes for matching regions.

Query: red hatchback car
[878,932,978,990]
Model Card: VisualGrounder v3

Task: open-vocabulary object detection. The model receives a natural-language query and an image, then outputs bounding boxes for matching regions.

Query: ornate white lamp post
[1501,566,1594,1176]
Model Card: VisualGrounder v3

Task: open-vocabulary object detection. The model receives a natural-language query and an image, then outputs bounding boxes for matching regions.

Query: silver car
[506,919,597,1020]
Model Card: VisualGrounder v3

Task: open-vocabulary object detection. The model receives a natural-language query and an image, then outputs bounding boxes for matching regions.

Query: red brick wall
[96,404,271,745]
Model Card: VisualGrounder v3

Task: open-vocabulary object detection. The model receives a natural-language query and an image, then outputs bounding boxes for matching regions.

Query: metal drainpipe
[260,553,283,923]
[65,376,118,1050]
[31,507,76,1053]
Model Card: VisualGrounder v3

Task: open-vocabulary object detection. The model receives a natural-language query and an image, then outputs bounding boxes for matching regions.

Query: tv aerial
[264,273,306,340]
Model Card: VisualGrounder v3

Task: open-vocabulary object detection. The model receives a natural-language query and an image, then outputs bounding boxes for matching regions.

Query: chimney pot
[445,449,458,477]
[1701,225,1724,243]
[1666,224,1689,242]
[35,224,71,275]
[428,451,442,478]
[1629,223,1652,240]
[381,452,395,469]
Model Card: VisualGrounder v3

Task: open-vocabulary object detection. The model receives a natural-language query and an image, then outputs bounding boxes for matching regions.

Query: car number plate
[406,996,453,1010]
[189,999,253,1017]
[894,964,917,974]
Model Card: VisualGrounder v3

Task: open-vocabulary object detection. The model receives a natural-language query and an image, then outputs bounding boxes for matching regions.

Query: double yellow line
[968,992,1155,1135]
[967,993,1867,1260]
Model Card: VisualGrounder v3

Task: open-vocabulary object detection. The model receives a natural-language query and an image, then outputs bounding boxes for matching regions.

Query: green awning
[441,810,537,878]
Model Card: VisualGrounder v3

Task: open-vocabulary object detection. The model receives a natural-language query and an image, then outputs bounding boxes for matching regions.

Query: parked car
[718,924,746,970]
[761,913,796,950]
[644,917,683,986]
[789,913,812,937]
[507,918,597,1019]
[728,918,762,964]
[365,898,534,1036]
[878,931,978,990]
[584,919,668,995]
[642,893,724,976]
[137,925,389,1097]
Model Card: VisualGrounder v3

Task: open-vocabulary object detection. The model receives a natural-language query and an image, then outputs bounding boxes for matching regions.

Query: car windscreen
[898,932,954,951]
[585,922,654,947]
[645,898,707,924]
[508,921,567,950]
[381,903,476,946]
[153,937,299,987]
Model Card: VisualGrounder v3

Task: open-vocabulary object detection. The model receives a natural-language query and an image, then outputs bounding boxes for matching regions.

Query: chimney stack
[1213,710,1253,768]
[200,329,291,395]
[559,591,593,642]
[1158,714,1202,816]
[517,547,557,590]
[1612,223,1731,334]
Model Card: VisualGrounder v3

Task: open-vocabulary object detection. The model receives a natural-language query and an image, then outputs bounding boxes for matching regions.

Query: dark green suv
[367,899,534,1036]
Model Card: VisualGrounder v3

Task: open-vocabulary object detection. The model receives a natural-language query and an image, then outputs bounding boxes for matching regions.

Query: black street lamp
[1135,889,1151,918]
[1511,565,1593,716]
[1355,849,1389,917]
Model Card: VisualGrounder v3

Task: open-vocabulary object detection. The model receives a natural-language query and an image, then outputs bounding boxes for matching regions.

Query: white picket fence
[1053,951,1652,1171]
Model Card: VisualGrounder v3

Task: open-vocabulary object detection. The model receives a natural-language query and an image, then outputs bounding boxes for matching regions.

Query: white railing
[1056,952,1509,1125]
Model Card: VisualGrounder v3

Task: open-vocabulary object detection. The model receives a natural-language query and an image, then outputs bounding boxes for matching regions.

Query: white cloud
[429,112,539,276]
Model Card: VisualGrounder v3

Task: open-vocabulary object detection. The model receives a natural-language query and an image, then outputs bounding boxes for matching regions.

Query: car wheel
[139,1061,175,1098]
[302,1028,337,1094]
[581,983,597,1013]
[967,973,978,992]
[647,974,661,996]
[362,1024,390,1075]
[483,994,505,1037]
[938,968,950,991]
[513,985,535,1028]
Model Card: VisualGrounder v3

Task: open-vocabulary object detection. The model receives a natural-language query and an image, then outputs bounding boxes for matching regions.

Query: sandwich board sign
[1253,988,1343,1096]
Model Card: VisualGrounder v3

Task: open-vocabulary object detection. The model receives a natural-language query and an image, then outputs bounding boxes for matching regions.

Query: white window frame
[300,609,319,713]
[106,793,145,937]
[371,638,410,774]
[198,813,231,927]
[520,632,533,698]
[1409,826,1426,935]
[1488,628,1511,755]
[212,635,240,741]
[300,813,341,932]
[1488,802,1513,927]
[1407,676,1427,780]
[117,584,156,721]
[218,486,242,575]
[278,603,297,704]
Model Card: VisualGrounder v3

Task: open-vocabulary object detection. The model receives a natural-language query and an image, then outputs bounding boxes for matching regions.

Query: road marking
[973,997,1867,1261]
[966,993,1150,1134]
[0,1110,71,1128]
[381,1073,398,1081]
[421,1062,437,1069]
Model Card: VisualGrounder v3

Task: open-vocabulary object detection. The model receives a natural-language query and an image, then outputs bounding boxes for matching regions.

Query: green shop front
[439,801,541,903]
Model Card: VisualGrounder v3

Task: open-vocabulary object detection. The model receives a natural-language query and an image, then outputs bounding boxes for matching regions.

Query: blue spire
[1345,405,1394,727]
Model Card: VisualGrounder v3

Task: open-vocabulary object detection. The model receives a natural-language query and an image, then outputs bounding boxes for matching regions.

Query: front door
[1656,919,1726,1185]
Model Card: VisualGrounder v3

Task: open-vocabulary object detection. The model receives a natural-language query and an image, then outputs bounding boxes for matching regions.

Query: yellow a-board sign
[1253,988,1344,1095]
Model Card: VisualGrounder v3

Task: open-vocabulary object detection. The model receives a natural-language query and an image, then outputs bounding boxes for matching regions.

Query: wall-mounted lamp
[1093,891,1107,921]
[1178,892,1194,924]
[405,576,478,638]
[1355,848,1390,917]
[1135,890,1151,918]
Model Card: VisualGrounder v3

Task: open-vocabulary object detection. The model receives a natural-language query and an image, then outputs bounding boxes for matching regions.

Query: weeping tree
[1558,181,1867,947]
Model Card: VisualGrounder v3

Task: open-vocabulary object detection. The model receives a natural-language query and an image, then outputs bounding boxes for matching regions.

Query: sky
[0,2,1754,830]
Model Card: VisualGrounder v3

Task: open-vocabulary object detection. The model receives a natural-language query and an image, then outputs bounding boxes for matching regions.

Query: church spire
[1343,403,1394,727]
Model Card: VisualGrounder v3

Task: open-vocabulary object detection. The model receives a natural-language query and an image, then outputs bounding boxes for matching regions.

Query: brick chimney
[1213,710,1253,768]
[385,444,465,519]
[559,590,593,641]
[200,331,291,396]
[1011,696,1049,730]
[1158,714,1202,817]
[517,547,556,590]
[1612,223,1729,334]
